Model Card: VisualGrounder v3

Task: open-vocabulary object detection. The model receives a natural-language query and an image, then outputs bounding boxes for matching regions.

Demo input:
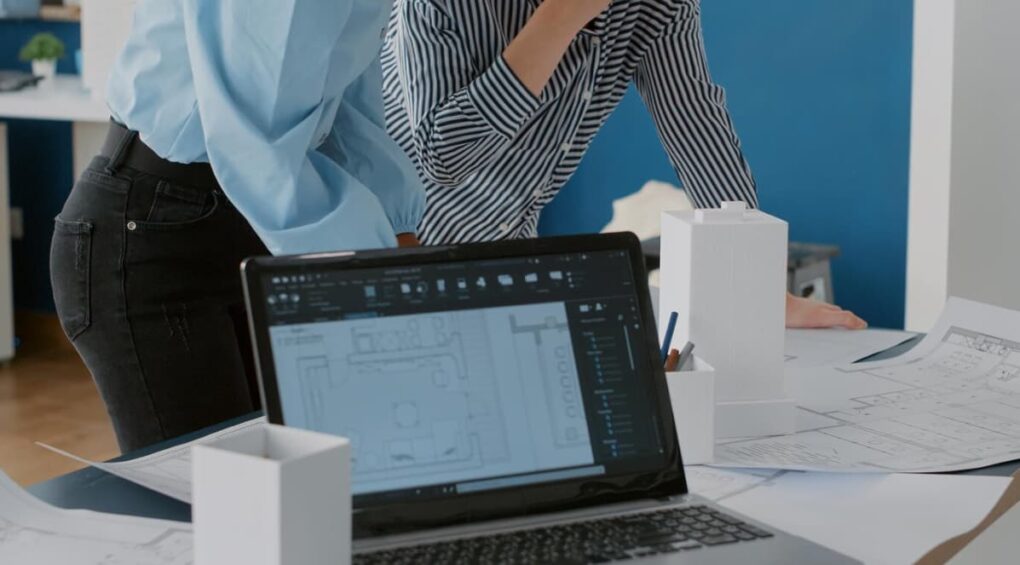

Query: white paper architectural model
[658,202,795,438]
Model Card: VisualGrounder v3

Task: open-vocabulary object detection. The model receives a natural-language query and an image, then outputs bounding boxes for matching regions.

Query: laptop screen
[256,248,668,507]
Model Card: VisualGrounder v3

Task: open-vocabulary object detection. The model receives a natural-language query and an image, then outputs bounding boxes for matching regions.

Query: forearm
[503,1,592,96]
[634,5,758,209]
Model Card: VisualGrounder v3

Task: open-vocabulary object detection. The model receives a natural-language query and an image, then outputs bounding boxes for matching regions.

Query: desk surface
[26,337,1020,524]
[0,75,108,122]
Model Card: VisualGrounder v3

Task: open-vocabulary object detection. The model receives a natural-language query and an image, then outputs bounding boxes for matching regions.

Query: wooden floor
[0,313,119,486]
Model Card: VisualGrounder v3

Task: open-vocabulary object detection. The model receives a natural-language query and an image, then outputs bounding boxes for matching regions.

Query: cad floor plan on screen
[269,302,595,494]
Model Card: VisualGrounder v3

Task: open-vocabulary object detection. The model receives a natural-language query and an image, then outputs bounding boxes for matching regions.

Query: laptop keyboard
[355,505,774,564]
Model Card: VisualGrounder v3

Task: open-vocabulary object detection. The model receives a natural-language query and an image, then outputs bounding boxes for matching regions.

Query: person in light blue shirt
[50,0,425,452]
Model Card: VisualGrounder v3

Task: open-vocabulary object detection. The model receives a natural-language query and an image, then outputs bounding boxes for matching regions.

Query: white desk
[949,497,1020,564]
[0,75,109,360]
[0,75,109,122]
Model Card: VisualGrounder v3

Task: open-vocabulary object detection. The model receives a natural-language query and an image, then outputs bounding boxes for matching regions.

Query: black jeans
[50,130,268,452]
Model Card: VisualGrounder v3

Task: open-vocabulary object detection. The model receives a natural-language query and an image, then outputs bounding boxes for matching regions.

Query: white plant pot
[31,59,57,82]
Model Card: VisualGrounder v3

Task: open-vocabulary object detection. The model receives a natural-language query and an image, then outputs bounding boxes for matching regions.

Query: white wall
[81,0,136,100]
[946,0,1020,315]
[906,0,1020,330]
[906,0,955,331]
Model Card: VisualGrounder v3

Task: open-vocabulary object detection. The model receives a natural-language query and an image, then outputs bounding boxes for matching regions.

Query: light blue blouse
[107,0,424,255]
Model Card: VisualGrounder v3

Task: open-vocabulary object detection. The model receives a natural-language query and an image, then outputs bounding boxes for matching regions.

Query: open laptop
[242,233,855,564]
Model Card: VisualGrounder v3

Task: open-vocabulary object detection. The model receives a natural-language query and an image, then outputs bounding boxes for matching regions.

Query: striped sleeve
[633,1,759,209]
[395,0,541,187]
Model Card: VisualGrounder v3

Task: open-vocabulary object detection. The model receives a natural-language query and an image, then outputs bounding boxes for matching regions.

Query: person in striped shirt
[383,0,865,329]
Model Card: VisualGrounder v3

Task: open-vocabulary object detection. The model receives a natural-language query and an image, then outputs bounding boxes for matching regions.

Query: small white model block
[193,424,352,565]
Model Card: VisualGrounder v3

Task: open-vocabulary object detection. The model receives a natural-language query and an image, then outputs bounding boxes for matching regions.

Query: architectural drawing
[285,313,506,486]
[39,418,265,504]
[783,328,917,368]
[0,471,192,564]
[716,299,1020,473]
[509,312,589,449]
[270,302,596,494]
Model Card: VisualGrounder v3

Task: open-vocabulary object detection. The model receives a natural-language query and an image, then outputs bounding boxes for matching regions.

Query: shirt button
[126,221,137,231]
[561,142,571,152]
[591,37,602,46]
[533,189,543,198]
[582,90,593,101]
[500,222,511,232]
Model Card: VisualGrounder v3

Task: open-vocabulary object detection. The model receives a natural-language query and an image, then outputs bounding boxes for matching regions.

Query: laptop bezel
[241,233,686,537]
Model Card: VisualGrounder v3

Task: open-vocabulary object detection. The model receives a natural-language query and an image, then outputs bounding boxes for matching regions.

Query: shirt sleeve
[633,1,759,209]
[393,0,542,187]
[323,58,425,235]
[179,0,415,255]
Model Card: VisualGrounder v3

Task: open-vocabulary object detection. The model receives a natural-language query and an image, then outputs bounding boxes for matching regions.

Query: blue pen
[661,311,679,363]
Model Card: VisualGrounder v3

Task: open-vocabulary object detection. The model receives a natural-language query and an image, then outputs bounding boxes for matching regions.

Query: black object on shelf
[0,70,43,92]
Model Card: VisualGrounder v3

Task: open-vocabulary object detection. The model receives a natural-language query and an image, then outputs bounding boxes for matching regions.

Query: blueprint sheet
[40,417,265,503]
[716,298,1020,472]
[784,328,917,368]
[0,470,192,564]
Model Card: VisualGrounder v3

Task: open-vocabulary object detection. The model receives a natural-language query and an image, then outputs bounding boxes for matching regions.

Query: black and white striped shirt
[382,0,757,244]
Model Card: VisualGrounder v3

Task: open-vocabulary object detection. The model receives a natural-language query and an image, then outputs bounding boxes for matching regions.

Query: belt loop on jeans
[104,125,138,175]
[99,121,219,189]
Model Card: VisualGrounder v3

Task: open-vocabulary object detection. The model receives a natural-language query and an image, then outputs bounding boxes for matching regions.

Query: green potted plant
[19,32,66,83]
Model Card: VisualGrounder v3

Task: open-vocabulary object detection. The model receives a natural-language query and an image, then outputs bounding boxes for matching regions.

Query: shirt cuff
[391,221,420,235]
[254,189,399,256]
[384,186,425,237]
[467,55,542,139]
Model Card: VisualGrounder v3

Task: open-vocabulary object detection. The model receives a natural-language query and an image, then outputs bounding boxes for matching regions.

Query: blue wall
[0,20,81,312]
[540,0,914,329]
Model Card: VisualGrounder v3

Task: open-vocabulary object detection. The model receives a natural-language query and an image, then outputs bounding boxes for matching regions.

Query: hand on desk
[785,293,867,330]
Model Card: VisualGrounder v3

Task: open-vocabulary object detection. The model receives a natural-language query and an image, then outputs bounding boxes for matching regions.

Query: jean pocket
[132,182,220,231]
[50,218,93,340]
